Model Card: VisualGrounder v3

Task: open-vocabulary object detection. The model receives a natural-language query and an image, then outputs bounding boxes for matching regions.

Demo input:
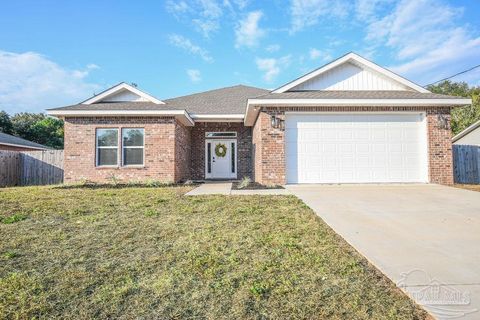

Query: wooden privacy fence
[453,145,480,184]
[0,150,64,187]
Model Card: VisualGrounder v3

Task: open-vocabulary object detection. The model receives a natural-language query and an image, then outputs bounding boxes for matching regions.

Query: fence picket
[0,150,63,187]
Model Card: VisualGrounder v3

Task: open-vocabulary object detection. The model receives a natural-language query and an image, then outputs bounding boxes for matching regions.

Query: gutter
[47,109,195,126]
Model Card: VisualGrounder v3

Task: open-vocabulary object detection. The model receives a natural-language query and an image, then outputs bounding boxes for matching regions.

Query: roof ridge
[163,84,267,101]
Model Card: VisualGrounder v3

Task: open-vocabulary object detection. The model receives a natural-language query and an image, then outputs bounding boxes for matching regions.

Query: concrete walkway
[185,182,291,196]
[287,184,480,320]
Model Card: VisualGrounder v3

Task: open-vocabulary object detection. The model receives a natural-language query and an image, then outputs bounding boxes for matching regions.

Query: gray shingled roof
[48,102,182,111]
[49,85,269,115]
[0,132,48,149]
[48,86,465,116]
[255,91,464,100]
[164,85,269,114]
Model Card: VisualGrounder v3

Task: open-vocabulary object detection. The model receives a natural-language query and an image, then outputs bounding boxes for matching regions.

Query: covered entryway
[285,113,429,183]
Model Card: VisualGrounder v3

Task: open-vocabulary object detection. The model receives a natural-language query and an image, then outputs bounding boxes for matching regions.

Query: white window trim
[96,128,120,167]
[121,128,145,167]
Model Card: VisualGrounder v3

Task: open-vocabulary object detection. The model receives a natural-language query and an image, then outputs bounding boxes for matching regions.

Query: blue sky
[0,0,479,114]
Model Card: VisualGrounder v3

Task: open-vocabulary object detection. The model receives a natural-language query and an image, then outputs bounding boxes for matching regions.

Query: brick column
[427,108,454,185]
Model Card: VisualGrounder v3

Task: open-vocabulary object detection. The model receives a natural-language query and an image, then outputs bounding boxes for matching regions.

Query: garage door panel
[286,113,428,183]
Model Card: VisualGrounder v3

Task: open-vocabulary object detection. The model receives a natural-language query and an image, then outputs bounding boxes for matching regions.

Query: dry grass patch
[455,184,480,192]
[0,185,427,319]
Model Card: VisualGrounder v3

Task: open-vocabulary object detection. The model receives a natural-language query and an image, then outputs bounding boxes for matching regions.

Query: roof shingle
[0,132,48,149]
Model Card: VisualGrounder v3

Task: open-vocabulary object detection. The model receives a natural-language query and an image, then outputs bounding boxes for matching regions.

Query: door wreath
[215,143,227,157]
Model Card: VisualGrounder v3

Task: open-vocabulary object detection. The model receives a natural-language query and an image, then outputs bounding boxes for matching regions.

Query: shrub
[238,176,251,189]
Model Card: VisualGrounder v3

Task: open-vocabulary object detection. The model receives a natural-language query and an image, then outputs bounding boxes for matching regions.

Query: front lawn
[0,185,427,319]
[455,184,480,192]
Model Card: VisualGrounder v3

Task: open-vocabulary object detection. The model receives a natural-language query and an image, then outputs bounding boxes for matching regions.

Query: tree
[11,112,46,142]
[0,111,13,134]
[32,117,64,149]
[427,80,480,135]
[7,112,63,149]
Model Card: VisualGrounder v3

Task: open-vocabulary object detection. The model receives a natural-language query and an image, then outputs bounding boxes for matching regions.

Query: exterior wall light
[437,114,449,130]
[271,115,285,130]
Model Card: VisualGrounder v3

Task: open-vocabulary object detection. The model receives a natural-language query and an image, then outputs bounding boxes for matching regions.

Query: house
[452,119,480,146]
[47,53,471,185]
[0,132,48,151]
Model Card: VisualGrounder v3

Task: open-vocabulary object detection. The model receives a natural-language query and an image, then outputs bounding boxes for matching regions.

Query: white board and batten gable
[82,82,165,104]
[273,52,429,93]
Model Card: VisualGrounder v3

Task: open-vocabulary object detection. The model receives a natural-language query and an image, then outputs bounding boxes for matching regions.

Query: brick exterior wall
[252,106,454,186]
[63,116,182,183]
[0,144,44,151]
[190,122,252,180]
[426,108,454,185]
[175,122,191,181]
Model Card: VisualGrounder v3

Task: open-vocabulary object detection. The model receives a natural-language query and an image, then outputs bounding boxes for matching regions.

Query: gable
[290,62,413,91]
[273,52,429,93]
[102,89,150,102]
[82,82,164,105]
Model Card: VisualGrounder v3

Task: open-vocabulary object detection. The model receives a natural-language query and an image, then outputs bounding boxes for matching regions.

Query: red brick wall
[252,106,454,186]
[190,122,252,180]
[252,112,285,185]
[0,144,43,151]
[63,117,180,183]
[175,122,191,181]
[426,108,453,185]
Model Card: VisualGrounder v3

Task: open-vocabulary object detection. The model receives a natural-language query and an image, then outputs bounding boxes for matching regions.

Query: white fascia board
[244,97,472,126]
[452,119,480,142]
[0,142,47,150]
[82,82,165,105]
[272,52,430,93]
[190,114,244,122]
[47,109,195,126]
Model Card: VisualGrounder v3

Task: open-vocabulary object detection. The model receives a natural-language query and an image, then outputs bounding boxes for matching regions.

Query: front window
[122,128,144,166]
[96,129,118,166]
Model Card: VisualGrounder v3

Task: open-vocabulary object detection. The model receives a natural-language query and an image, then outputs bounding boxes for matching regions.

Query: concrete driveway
[287,184,480,320]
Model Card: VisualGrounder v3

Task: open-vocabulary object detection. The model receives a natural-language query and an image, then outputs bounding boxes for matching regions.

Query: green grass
[0,185,427,319]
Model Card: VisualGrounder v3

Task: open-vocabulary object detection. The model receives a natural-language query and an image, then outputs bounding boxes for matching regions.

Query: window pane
[123,148,143,165]
[98,149,117,166]
[97,129,118,147]
[205,132,237,138]
[231,142,235,173]
[207,143,211,173]
[123,129,144,146]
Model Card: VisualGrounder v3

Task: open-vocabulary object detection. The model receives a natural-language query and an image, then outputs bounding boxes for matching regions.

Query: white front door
[205,139,237,179]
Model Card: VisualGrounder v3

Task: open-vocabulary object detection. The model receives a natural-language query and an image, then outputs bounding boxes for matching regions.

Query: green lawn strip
[0,186,427,319]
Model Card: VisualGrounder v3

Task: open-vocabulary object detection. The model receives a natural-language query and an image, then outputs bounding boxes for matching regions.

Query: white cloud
[290,0,348,33]
[255,55,291,82]
[354,0,392,22]
[266,44,280,53]
[166,0,229,38]
[364,0,480,84]
[0,50,101,114]
[309,48,332,61]
[187,69,202,82]
[168,34,214,63]
[166,1,190,15]
[235,11,266,48]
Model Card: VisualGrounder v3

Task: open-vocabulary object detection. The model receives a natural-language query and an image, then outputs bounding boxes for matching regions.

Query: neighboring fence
[0,150,64,187]
[453,145,480,184]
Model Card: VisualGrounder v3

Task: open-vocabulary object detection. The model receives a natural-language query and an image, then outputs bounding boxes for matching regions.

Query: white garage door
[285,113,428,184]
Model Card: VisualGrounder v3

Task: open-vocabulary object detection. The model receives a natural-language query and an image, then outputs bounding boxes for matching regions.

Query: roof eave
[0,142,47,150]
[47,109,195,126]
[244,98,472,126]
[452,119,480,142]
